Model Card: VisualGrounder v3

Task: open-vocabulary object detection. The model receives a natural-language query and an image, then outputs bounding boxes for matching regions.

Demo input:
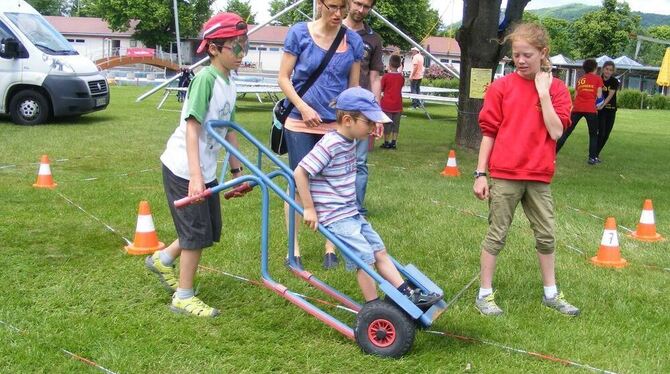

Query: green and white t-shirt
[160,66,237,183]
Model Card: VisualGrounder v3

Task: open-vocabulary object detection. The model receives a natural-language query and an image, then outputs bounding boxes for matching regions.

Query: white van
[0,0,109,125]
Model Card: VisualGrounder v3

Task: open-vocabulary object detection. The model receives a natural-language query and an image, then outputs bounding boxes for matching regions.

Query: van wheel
[9,90,50,125]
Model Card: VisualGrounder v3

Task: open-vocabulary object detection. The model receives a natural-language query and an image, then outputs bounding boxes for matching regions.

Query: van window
[0,20,14,39]
[6,12,77,55]
[0,19,29,58]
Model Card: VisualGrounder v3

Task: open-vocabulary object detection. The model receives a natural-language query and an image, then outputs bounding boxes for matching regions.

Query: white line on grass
[443,272,479,309]
[56,192,132,246]
[564,244,585,255]
[62,349,118,374]
[425,330,618,374]
[0,320,22,333]
[1,320,117,373]
[567,206,634,233]
[196,265,621,372]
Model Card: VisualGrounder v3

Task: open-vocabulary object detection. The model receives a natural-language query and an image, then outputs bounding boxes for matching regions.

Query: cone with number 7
[591,217,628,268]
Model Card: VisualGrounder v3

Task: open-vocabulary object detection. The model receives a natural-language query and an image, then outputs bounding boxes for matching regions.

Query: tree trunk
[455,0,529,150]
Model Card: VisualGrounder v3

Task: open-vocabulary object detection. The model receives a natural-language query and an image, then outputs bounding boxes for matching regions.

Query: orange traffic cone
[441,150,461,176]
[591,217,628,268]
[628,199,665,242]
[33,154,57,189]
[125,201,165,255]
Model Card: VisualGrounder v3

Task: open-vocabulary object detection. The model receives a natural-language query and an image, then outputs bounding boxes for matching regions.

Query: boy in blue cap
[294,87,442,308]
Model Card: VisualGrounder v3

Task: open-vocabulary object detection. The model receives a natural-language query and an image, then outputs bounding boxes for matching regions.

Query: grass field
[1,85,668,373]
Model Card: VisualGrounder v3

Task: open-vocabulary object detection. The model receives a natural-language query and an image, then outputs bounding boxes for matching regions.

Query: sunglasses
[212,36,249,58]
[321,0,347,14]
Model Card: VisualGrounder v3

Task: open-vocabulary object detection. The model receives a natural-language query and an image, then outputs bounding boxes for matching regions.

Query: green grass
[1,86,668,373]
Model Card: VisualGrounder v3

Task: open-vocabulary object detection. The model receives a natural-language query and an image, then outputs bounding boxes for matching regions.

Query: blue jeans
[284,128,324,170]
[410,78,422,107]
[326,215,385,271]
[355,137,369,216]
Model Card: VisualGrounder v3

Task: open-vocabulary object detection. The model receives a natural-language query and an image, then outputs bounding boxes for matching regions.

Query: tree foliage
[26,0,64,15]
[268,0,440,49]
[224,0,256,24]
[523,12,573,58]
[65,0,101,17]
[268,0,313,26]
[636,25,670,66]
[367,0,441,49]
[84,0,213,48]
[571,0,639,58]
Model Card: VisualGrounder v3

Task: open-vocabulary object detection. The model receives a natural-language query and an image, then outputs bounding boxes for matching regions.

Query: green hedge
[617,90,670,110]
[423,78,460,90]
[420,82,669,109]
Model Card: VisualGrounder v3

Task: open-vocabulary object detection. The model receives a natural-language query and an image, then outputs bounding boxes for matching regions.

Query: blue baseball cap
[333,87,392,123]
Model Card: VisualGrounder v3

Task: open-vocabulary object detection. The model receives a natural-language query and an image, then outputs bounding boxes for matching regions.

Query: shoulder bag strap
[282,26,347,117]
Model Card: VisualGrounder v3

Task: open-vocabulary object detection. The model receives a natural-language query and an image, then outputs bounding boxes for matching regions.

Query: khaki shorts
[482,178,555,255]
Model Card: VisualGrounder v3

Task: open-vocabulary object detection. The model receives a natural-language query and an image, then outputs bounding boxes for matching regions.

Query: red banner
[127,48,155,57]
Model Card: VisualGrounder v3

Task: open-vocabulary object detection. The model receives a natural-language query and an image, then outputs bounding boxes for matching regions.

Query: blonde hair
[504,22,552,72]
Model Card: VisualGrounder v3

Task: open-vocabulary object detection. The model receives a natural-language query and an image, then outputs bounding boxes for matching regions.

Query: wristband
[230,166,243,174]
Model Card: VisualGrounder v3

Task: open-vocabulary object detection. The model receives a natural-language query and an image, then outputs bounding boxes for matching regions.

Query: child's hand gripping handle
[223,182,253,200]
[174,189,213,208]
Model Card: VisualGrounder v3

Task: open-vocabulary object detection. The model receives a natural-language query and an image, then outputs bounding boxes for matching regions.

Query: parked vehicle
[0,0,109,125]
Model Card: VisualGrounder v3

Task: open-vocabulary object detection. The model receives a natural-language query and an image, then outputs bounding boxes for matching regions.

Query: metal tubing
[370,9,460,79]
[288,267,362,312]
[136,0,309,102]
[204,121,425,319]
[262,279,355,339]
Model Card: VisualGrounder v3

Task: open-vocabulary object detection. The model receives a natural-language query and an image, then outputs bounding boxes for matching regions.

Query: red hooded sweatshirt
[479,73,572,183]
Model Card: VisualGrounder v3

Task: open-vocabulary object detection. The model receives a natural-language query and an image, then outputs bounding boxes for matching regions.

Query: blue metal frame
[198,120,447,336]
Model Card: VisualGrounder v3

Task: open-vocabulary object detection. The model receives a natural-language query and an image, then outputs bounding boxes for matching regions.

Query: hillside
[528,3,670,28]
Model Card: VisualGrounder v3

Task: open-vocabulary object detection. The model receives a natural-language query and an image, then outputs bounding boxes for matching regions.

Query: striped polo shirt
[298,131,358,226]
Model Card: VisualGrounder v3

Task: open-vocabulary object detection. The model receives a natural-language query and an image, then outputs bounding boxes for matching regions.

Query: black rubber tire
[9,89,50,125]
[354,299,416,358]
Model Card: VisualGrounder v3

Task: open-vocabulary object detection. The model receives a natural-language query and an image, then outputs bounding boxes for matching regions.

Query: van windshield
[6,13,78,55]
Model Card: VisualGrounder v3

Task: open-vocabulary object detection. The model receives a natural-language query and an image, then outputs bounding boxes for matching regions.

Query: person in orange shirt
[555,58,603,164]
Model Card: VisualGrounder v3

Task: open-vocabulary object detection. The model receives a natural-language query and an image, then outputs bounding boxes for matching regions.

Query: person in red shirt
[472,22,579,317]
[380,54,404,149]
[555,59,603,164]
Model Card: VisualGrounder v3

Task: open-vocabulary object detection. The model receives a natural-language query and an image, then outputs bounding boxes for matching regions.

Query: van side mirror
[0,38,20,59]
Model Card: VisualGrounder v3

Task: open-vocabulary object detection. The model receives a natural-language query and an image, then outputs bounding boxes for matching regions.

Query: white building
[44,16,145,62]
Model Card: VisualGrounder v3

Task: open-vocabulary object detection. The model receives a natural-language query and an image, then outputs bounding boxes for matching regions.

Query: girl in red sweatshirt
[472,22,579,317]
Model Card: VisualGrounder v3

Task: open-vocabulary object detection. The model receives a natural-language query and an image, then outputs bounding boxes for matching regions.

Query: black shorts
[162,164,222,250]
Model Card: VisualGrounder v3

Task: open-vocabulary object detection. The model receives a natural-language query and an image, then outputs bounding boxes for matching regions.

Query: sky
[212,0,670,26]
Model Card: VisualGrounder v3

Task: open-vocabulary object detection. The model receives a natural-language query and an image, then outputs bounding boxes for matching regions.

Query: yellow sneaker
[145,251,178,293]
[170,295,220,317]
[475,291,503,316]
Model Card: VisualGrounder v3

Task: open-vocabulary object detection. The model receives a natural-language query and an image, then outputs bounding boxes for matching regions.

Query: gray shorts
[482,178,555,255]
[162,164,221,250]
[383,111,401,134]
